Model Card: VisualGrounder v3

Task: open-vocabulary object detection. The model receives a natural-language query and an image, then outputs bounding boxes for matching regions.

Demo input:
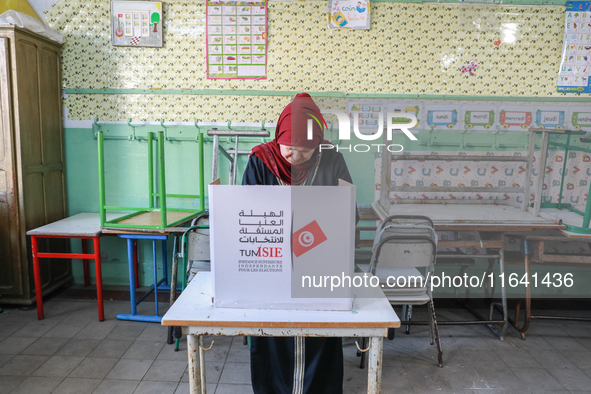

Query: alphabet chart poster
[207,0,267,79]
[557,1,591,93]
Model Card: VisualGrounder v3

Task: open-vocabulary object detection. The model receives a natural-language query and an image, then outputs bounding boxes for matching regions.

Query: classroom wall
[45,0,591,289]
[50,0,587,120]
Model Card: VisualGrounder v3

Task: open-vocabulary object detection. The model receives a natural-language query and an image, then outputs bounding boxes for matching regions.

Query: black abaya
[242,148,355,394]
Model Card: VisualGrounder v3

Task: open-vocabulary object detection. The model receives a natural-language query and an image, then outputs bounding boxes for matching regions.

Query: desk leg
[162,239,168,288]
[128,239,138,316]
[31,235,44,320]
[367,336,383,394]
[188,334,204,394]
[200,337,206,393]
[93,236,105,322]
[82,239,90,287]
[152,240,159,317]
[133,240,139,289]
[514,251,532,340]
[498,249,508,340]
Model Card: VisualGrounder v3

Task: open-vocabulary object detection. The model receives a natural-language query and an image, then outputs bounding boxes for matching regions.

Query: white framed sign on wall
[111,1,163,47]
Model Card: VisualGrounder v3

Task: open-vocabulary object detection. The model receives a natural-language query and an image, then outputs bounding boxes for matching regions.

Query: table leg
[188,334,203,394]
[367,336,383,394]
[128,238,138,316]
[31,235,44,320]
[514,251,532,340]
[162,238,168,288]
[199,336,206,393]
[117,235,163,323]
[133,240,139,288]
[82,239,90,287]
[93,236,105,322]
[498,249,508,340]
[168,237,179,345]
[170,236,178,304]
[153,240,159,316]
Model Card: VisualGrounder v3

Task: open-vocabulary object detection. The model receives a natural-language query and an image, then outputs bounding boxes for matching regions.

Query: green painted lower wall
[65,127,591,297]
[64,127,378,286]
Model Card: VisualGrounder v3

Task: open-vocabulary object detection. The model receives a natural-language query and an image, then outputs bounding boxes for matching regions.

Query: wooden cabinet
[0,26,70,305]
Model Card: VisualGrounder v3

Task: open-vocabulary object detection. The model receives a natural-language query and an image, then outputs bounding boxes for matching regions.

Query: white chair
[358,215,443,368]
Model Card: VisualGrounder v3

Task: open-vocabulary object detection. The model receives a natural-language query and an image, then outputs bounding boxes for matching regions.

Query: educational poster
[569,106,591,131]
[557,1,591,93]
[534,106,568,129]
[328,0,370,30]
[425,104,461,131]
[347,101,385,133]
[111,1,163,47]
[462,105,497,131]
[386,103,423,132]
[498,105,534,132]
[207,0,268,79]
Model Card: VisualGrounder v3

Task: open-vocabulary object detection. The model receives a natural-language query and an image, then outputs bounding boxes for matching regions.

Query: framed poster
[462,105,497,131]
[347,101,385,133]
[206,0,268,79]
[569,106,591,131]
[557,1,591,93]
[498,105,535,132]
[328,0,370,30]
[385,102,423,133]
[534,106,567,129]
[111,1,163,47]
[425,104,462,131]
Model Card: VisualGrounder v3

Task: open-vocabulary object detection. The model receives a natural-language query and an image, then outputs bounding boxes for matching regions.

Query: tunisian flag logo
[292,220,327,257]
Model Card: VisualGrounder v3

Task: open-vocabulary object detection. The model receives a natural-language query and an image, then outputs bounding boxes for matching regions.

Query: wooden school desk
[102,222,194,323]
[507,230,591,339]
[162,272,400,394]
[372,201,564,340]
[27,213,122,321]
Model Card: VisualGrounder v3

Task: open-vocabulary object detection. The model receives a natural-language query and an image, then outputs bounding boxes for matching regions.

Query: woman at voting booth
[242,93,354,394]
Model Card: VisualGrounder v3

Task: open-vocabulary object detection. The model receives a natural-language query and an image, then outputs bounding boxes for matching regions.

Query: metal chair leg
[405,305,412,335]
[359,337,368,369]
[428,302,435,346]
[429,299,443,368]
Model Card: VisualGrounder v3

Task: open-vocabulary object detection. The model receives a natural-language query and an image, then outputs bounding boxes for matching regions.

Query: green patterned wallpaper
[45,1,590,122]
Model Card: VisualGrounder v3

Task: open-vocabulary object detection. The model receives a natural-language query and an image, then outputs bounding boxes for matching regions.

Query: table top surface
[26,213,124,237]
[375,202,565,231]
[539,207,591,238]
[162,272,400,329]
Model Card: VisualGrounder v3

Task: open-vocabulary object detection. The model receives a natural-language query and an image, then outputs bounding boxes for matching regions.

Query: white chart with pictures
[207,1,268,79]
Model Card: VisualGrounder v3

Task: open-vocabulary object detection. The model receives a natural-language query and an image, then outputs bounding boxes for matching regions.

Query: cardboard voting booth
[209,181,356,311]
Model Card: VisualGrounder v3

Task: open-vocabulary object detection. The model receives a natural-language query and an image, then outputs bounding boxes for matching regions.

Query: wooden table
[506,228,591,339]
[371,201,565,340]
[101,213,209,324]
[162,272,400,394]
[26,213,123,321]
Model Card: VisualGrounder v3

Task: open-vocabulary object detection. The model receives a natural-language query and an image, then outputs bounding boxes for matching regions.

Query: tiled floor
[1,298,591,394]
